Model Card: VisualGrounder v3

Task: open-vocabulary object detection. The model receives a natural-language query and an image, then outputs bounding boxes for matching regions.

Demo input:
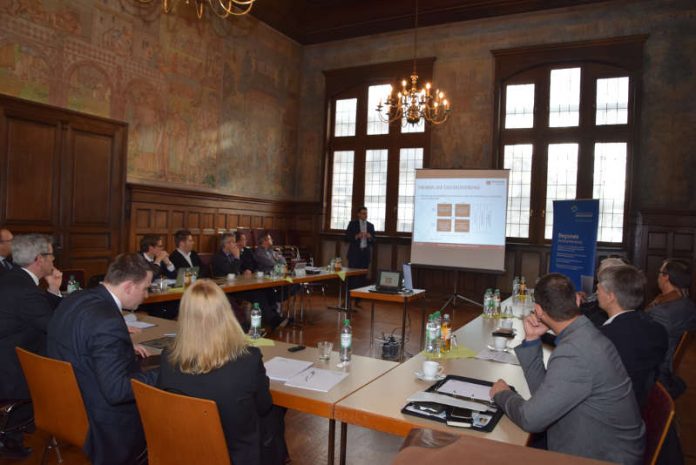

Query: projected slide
[410,170,509,271]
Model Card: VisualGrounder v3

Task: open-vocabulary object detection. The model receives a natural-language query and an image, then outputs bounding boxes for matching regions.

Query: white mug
[255,271,264,279]
[422,361,443,380]
[493,336,508,350]
[226,273,236,281]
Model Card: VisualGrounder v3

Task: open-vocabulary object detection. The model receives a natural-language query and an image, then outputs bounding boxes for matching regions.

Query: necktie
[1,260,11,270]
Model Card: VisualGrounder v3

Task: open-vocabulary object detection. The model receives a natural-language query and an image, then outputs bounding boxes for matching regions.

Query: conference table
[333,315,545,465]
[130,313,398,465]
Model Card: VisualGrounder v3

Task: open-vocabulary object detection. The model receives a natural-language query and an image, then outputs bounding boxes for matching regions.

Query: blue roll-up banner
[549,199,600,292]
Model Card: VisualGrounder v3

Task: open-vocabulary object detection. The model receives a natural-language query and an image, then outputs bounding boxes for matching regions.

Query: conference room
[0,0,694,464]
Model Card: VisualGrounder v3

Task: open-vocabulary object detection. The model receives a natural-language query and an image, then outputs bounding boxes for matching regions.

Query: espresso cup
[422,360,443,380]
[226,273,236,282]
[493,336,508,351]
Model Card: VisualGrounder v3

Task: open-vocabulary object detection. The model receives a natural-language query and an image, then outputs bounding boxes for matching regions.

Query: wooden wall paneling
[171,210,185,229]
[154,210,168,230]
[69,130,113,225]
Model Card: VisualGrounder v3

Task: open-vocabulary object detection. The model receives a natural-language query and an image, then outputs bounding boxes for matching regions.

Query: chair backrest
[197,252,213,278]
[131,379,230,465]
[642,381,675,465]
[15,347,89,448]
[672,330,692,375]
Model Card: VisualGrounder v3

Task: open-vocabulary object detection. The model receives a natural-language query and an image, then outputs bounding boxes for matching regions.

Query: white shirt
[21,267,40,286]
[176,248,193,267]
[103,284,123,311]
[603,309,634,326]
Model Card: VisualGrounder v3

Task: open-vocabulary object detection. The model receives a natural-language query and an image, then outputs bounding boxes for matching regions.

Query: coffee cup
[422,360,443,380]
[255,271,264,279]
[226,273,236,282]
[493,336,508,351]
[500,318,513,329]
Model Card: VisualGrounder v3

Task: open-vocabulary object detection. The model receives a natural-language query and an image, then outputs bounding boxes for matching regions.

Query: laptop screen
[378,270,402,289]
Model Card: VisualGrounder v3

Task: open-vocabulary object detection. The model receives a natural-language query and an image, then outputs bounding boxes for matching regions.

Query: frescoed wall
[0,0,302,199]
[296,0,696,210]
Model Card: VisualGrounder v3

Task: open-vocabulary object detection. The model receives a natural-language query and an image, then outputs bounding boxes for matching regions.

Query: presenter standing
[345,206,375,306]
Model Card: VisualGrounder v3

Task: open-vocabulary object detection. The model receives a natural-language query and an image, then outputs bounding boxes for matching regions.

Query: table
[130,313,397,465]
[141,268,368,309]
[333,315,548,465]
[349,286,427,360]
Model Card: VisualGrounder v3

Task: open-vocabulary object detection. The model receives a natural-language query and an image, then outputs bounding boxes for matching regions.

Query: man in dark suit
[139,234,176,279]
[0,227,13,274]
[647,258,696,398]
[47,253,157,465]
[344,206,375,306]
[238,232,256,275]
[0,234,62,458]
[211,232,241,277]
[596,265,668,407]
[169,229,204,275]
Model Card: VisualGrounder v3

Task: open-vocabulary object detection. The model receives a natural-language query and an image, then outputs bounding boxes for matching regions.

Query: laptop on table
[174,266,200,287]
[370,270,404,294]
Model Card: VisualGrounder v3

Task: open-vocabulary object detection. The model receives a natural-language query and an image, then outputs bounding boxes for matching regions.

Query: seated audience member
[238,233,256,275]
[170,229,206,277]
[596,265,668,406]
[157,280,287,465]
[254,233,286,274]
[0,227,13,274]
[490,273,644,465]
[48,253,157,465]
[580,256,628,326]
[0,234,62,458]
[647,258,696,398]
[211,233,241,277]
[139,234,176,279]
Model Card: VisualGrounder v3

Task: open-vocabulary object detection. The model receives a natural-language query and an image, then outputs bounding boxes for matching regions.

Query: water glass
[318,341,333,360]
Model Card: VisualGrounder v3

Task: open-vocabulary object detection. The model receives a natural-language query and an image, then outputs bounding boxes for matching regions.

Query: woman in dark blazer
[157,280,286,465]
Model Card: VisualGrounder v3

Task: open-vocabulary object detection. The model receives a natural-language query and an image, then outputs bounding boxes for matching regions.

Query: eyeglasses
[39,252,54,258]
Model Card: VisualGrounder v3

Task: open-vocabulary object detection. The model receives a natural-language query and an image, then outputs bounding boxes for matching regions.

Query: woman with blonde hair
[157,279,286,465]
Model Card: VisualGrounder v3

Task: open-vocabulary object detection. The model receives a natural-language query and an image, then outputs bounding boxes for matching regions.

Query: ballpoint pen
[305,370,315,382]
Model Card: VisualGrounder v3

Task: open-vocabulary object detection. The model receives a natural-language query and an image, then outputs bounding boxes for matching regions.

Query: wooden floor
[5,290,696,465]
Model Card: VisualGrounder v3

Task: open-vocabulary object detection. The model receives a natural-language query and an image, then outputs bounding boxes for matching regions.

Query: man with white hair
[0,234,62,458]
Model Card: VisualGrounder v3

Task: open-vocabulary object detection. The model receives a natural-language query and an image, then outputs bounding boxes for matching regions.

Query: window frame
[492,36,646,248]
[322,59,434,236]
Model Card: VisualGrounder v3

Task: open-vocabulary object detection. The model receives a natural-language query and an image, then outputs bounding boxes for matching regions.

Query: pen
[305,370,315,382]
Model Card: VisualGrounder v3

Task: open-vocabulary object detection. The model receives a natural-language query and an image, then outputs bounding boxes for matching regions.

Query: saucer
[415,371,445,382]
[487,344,511,353]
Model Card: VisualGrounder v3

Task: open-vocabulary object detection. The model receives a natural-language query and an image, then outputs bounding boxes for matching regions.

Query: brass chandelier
[136,0,256,19]
[376,0,450,127]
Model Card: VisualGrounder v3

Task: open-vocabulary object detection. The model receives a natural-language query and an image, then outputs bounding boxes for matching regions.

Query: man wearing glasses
[0,227,13,274]
[139,234,176,279]
[0,234,62,458]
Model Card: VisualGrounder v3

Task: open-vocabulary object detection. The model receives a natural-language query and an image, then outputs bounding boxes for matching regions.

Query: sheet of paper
[475,348,520,366]
[126,320,156,329]
[284,368,348,392]
[246,337,275,347]
[436,379,493,402]
[264,357,313,382]
[406,391,491,412]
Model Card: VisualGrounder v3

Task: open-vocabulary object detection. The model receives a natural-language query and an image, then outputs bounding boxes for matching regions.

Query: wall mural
[0,0,302,200]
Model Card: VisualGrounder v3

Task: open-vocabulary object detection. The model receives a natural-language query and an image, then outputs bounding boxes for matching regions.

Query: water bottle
[66,275,79,294]
[483,289,492,318]
[433,311,442,353]
[441,314,451,352]
[250,303,262,339]
[494,289,501,318]
[340,319,352,363]
[425,315,438,353]
[512,276,520,301]
[519,276,527,303]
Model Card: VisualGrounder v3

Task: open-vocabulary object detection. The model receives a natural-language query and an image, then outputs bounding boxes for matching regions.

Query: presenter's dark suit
[600,311,668,407]
[47,286,158,465]
[0,267,61,400]
[345,219,375,269]
[158,347,286,465]
[169,249,205,276]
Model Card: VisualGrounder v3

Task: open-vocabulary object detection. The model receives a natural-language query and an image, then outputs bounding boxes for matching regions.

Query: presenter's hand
[522,311,549,341]
[45,268,63,294]
[490,379,510,398]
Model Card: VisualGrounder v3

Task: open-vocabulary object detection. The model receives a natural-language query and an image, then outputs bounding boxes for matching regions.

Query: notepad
[264,357,313,382]
[284,368,348,392]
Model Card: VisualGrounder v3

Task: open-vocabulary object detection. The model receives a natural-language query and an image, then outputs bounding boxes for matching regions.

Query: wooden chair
[131,379,230,465]
[15,347,89,464]
[672,330,692,376]
[642,381,675,465]
[197,252,213,278]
